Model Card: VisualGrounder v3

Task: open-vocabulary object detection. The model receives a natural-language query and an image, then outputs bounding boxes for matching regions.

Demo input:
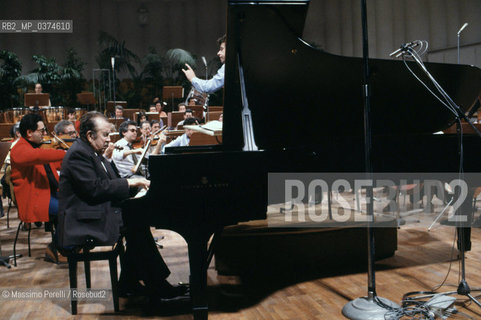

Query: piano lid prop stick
[237,54,259,151]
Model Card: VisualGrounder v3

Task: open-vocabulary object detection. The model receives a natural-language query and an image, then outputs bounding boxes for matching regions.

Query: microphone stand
[457,23,468,65]
[394,42,481,309]
[111,57,116,110]
[342,2,399,318]
[405,45,481,139]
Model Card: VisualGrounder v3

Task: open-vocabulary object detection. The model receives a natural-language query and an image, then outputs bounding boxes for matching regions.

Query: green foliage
[17,49,86,107]
[31,55,63,104]
[95,31,218,108]
[96,31,140,78]
[60,48,86,106]
[0,50,22,109]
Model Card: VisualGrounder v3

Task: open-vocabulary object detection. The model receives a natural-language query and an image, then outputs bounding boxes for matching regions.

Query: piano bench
[65,238,124,315]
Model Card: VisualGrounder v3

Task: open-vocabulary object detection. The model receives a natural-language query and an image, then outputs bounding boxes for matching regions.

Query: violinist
[54,120,78,138]
[151,120,162,133]
[112,121,146,178]
[10,113,66,263]
[139,121,152,146]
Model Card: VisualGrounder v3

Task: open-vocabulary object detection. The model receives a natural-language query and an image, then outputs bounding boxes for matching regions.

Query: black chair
[12,220,31,267]
[66,237,125,315]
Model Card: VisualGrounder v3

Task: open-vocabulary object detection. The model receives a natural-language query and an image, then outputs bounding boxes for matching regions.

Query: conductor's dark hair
[19,113,42,138]
[218,34,226,45]
[79,111,106,141]
[119,120,137,137]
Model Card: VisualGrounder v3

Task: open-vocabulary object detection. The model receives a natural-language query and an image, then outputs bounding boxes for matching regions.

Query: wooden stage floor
[2,201,481,319]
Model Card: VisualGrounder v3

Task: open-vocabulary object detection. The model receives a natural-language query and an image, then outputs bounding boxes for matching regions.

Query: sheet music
[184,121,223,136]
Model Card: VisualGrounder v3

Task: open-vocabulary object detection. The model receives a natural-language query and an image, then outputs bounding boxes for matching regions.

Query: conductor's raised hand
[182,63,196,82]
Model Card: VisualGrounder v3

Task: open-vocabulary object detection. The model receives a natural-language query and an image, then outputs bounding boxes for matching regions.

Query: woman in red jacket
[11,113,66,263]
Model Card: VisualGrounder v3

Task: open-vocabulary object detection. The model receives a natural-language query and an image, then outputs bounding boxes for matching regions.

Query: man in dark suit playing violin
[58,112,185,299]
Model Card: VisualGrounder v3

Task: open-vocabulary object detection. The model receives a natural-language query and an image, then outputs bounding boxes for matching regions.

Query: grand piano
[126,0,481,319]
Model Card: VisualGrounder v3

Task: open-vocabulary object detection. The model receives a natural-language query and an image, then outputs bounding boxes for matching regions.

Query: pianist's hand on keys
[127,177,150,190]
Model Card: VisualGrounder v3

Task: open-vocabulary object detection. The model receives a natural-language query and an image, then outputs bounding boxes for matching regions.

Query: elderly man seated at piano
[58,111,186,299]
[162,117,197,154]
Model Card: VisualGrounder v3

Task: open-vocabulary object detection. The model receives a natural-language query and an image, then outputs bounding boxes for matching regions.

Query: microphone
[111,56,115,69]
[457,22,468,35]
[389,41,420,57]
[201,56,207,67]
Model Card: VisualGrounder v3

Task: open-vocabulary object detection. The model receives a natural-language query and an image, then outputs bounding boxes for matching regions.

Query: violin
[149,125,167,146]
[131,126,167,174]
[131,137,145,149]
[41,132,76,149]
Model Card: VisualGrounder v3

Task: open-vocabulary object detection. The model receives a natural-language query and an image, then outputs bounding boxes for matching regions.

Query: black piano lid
[223,0,481,151]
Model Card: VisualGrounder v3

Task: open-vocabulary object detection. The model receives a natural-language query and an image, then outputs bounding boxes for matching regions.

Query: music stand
[24,93,50,107]
[162,86,184,109]
[106,101,127,117]
[76,92,96,109]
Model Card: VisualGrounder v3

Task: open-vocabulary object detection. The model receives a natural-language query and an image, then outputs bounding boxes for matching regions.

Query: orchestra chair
[12,193,33,267]
[65,237,124,315]
[12,186,52,267]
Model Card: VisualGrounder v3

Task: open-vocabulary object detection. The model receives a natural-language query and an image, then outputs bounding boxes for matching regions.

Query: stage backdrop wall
[1,0,480,77]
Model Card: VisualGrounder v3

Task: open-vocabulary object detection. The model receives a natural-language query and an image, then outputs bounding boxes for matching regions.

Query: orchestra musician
[155,102,167,117]
[67,108,81,133]
[175,109,197,129]
[178,102,187,113]
[139,120,152,145]
[112,120,163,179]
[58,112,185,299]
[137,111,148,127]
[187,97,197,106]
[151,119,162,133]
[10,113,66,263]
[33,83,52,107]
[113,105,129,121]
[162,117,197,153]
[54,120,78,138]
[182,35,226,94]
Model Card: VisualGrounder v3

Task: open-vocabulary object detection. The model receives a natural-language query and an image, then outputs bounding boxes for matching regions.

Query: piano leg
[188,235,210,320]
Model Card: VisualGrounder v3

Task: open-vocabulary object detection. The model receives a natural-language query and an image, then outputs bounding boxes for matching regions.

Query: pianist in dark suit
[58,111,185,298]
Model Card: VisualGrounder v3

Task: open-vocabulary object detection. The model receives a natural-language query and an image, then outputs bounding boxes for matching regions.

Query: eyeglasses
[66,131,77,136]
[128,129,137,132]
[36,127,47,133]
